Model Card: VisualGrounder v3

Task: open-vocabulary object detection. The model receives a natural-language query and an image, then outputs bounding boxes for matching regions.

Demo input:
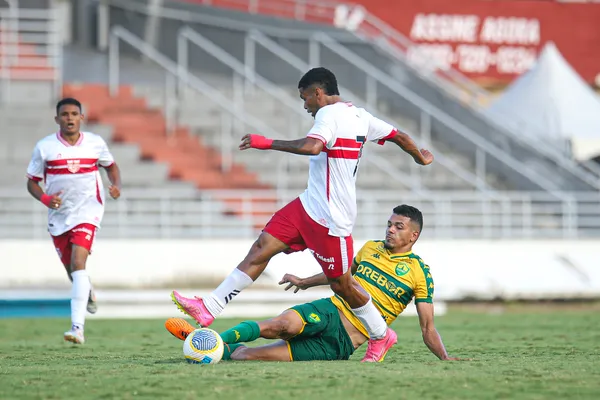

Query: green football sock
[222,343,245,361]
[219,321,261,344]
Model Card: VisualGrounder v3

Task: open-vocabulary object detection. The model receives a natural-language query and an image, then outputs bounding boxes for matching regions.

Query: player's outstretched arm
[104,163,122,199]
[386,131,434,166]
[239,134,323,156]
[279,261,359,293]
[279,272,328,293]
[416,302,464,361]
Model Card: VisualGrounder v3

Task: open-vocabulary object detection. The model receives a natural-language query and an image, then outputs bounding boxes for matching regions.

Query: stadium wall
[2,240,599,301]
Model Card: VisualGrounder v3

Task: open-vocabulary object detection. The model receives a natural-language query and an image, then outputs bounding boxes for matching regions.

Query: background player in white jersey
[171,67,433,362]
[26,98,122,344]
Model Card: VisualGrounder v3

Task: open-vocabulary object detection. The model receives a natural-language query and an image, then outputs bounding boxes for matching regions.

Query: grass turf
[0,305,599,400]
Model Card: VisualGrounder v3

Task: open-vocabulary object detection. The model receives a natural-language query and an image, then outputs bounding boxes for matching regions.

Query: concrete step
[0,124,114,148]
[107,144,141,163]
[130,82,510,191]
[0,142,141,164]
[0,162,171,186]
[3,81,54,105]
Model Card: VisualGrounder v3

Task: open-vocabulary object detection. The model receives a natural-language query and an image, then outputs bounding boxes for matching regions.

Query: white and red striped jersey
[299,102,396,237]
[26,132,115,236]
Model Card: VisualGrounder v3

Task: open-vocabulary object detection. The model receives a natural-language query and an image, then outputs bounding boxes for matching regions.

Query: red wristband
[40,194,52,208]
[249,134,274,150]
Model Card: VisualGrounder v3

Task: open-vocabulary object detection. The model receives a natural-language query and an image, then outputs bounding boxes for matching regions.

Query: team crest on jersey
[67,159,80,173]
[395,262,410,276]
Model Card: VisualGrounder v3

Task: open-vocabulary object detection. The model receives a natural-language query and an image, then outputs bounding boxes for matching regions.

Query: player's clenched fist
[109,185,121,200]
[414,149,433,165]
[415,148,434,165]
[279,274,309,293]
[40,191,63,210]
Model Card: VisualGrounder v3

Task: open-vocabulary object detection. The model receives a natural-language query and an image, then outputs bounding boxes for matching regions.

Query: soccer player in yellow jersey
[166,205,461,361]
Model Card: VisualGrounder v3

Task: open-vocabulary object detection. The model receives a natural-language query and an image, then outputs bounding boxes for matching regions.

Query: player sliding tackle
[171,68,434,362]
[168,205,463,362]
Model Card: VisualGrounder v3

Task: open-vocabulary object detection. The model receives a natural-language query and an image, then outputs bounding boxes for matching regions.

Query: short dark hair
[56,98,82,115]
[298,67,340,96]
[393,204,423,232]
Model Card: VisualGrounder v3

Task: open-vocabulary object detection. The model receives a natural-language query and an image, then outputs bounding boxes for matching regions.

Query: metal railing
[177,27,488,193]
[180,0,490,103]
[108,26,296,175]
[246,29,496,192]
[102,0,600,192]
[366,36,600,189]
[2,189,600,239]
[483,104,600,182]
[109,27,422,192]
[246,31,568,194]
[0,3,63,103]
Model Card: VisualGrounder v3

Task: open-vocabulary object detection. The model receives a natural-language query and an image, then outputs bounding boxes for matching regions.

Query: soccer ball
[183,328,224,364]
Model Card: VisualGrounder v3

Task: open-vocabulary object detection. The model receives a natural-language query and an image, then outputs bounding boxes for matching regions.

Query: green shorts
[287,298,355,361]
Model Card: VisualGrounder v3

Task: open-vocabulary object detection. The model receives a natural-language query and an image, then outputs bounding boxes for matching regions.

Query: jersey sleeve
[307,108,336,148]
[353,241,371,266]
[414,262,434,303]
[98,138,115,167]
[26,143,44,181]
[367,112,397,145]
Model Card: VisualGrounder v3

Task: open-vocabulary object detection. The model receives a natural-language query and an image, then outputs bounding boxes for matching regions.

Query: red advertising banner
[183,0,600,86]
[357,0,600,86]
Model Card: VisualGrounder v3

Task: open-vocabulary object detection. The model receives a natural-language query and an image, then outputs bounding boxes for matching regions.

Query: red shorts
[263,198,353,278]
[51,223,97,266]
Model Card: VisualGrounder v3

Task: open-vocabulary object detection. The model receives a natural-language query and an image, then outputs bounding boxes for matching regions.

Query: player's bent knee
[275,319,295,339]
[70,262,85,272]
[70,257,87,272]
[247,236,270,257]
[245,234,286,266]
[260,319,291,340]
[328,278,347,296]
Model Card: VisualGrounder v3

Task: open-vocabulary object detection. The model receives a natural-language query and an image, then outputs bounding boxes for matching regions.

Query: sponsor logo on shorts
[307,313,321,323]
[73,227,93,237]
[308,249,335,264]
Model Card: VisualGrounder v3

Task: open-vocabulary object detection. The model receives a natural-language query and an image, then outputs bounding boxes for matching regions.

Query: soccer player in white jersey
[171,68,433,362]
[26,98,122,344]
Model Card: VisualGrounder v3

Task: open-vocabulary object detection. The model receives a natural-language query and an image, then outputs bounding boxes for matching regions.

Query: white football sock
[352,297,388,340]
[203,268,254,317]
[71,270,91,330]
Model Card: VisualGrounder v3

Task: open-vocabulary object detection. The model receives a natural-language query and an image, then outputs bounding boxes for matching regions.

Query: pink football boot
[361,328,398,362]
[170,291,215,327]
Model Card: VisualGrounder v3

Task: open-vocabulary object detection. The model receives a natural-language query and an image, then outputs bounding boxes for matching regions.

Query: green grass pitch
[1,305,599,400]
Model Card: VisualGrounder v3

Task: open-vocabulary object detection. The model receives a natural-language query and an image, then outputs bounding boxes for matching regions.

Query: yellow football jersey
[330,240,434,337]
